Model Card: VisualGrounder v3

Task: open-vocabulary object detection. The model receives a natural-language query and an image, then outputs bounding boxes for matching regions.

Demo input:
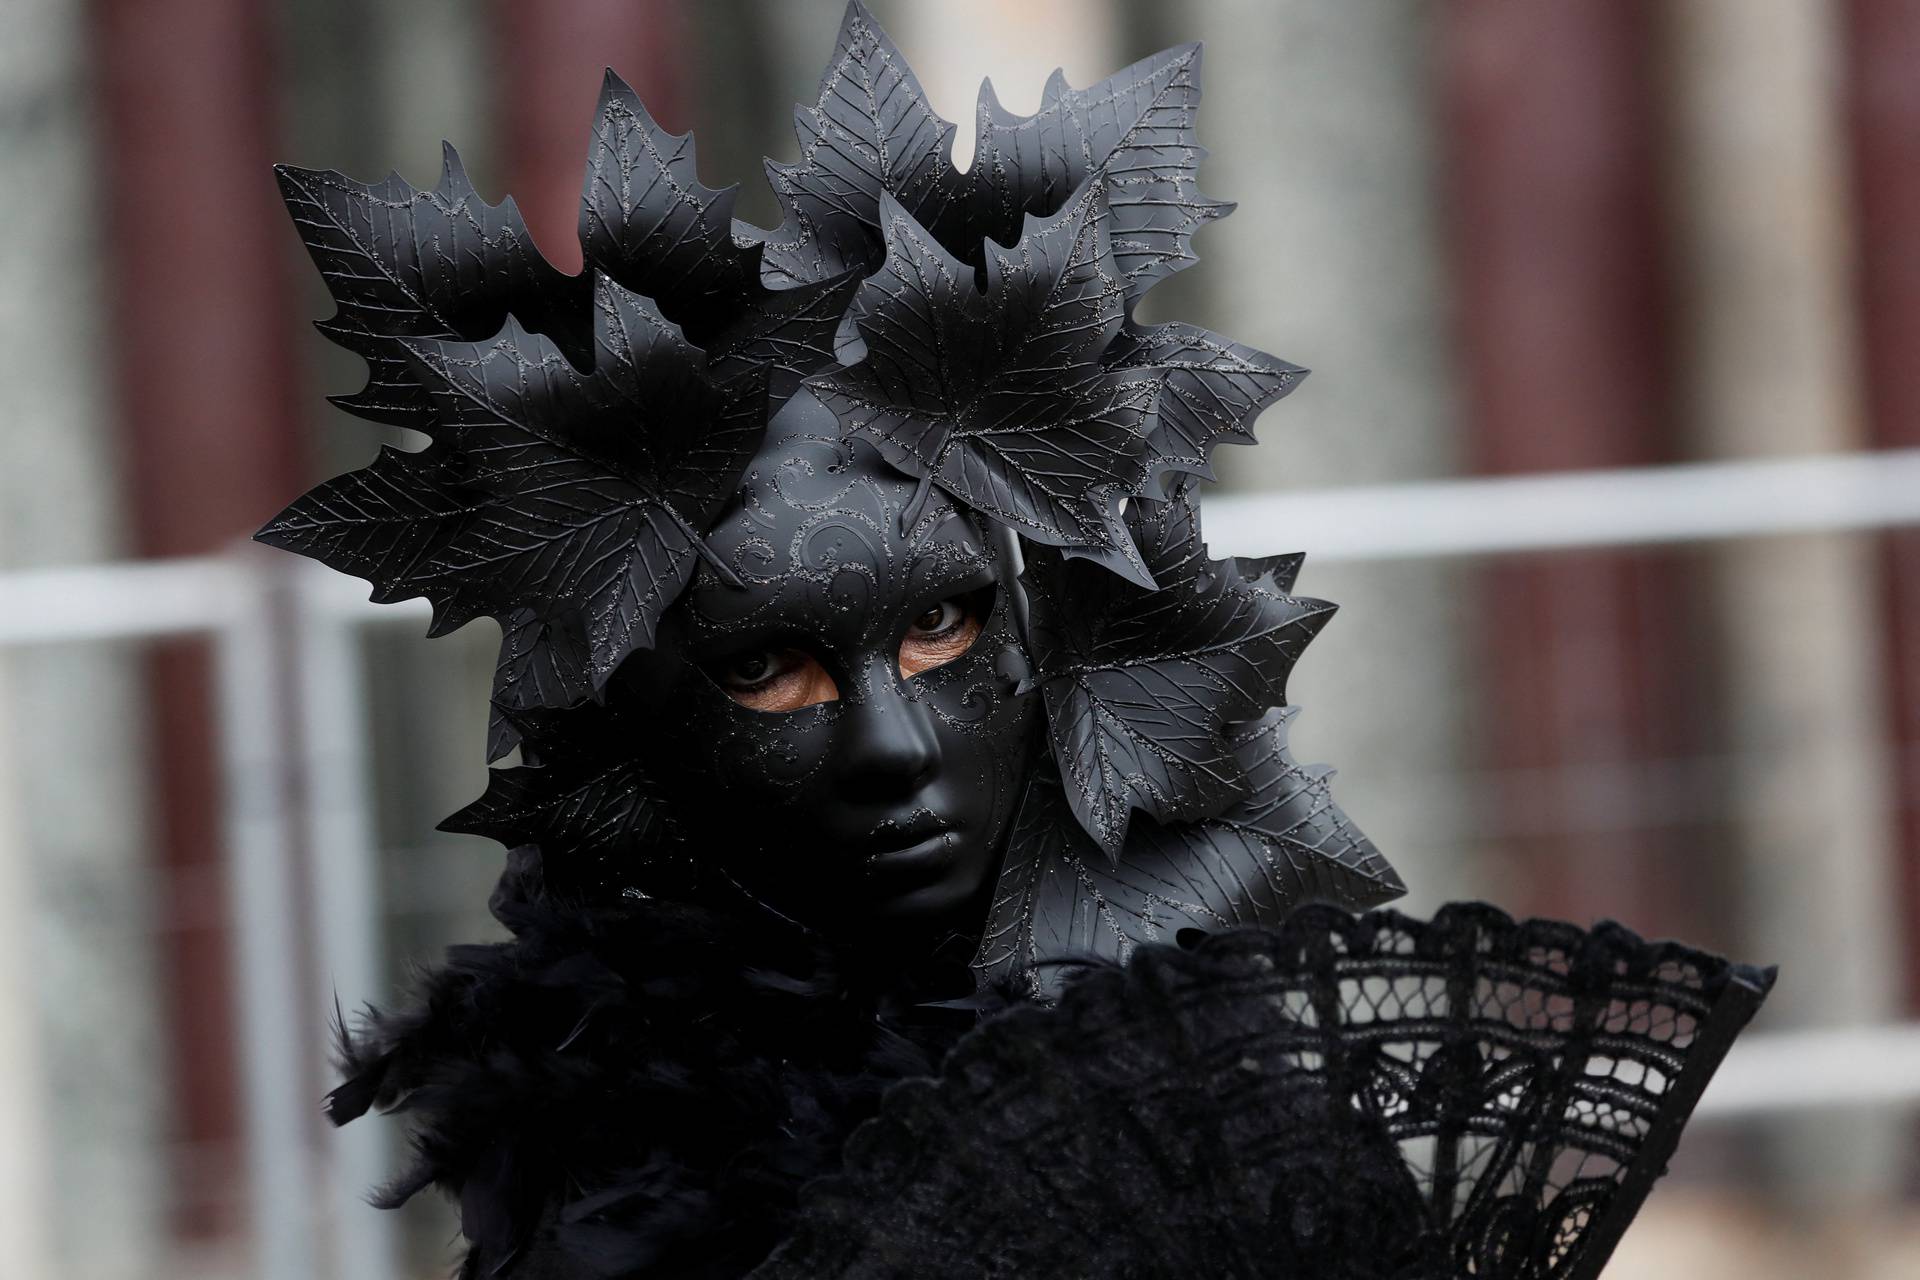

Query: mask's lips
[865,807,952,858]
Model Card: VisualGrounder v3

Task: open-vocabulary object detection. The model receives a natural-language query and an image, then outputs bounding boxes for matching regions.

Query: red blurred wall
[92,0,307,1240]
[1845,0,1920,1011]
[496,0,690,273]
[1439,0,1715,940]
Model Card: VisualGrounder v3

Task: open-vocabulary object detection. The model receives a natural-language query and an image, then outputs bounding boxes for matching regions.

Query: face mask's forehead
[678,424,995,658]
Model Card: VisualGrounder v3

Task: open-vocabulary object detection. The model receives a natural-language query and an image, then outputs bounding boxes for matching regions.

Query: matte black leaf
[704,267,863,403]
[971,43,1232,300]
[251,440,481,606]
[807,184,1160,584]
[276,145,589,431]
[581,70,754,326]
[440,755,661,861]
[259,277,763,710]
[442,700,672,897]
[759,0,967,289]
[487,607,595,762]
[759,5,1232,309]
[1110,320,1307,493]
[1022,482,1335,858]
[972,707,1400,1000]
[1227,549,1305,596]
[1134,707,1404,913]
[581,70,858,401]
[976,765,1213,996]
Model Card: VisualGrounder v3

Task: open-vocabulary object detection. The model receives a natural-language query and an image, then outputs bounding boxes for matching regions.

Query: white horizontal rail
[4,451,1918,644]
[0,555,246,643]
[1696,1023,1920,1117]
[1202,447,1920,561]
[301,560,432,625]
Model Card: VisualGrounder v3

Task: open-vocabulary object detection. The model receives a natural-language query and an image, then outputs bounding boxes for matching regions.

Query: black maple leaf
[757,0,967,290]
[440,699,674,897]
[275,144,590,433]
[259,277,763,706]
[487,607,595,762]
[1129,707,1404,916]
[970,42,1232,300]
[278,80,851,438]
[807,182,1162,586]
[758,3,1232,308]
[1109,320,1307,493]
[582,69,857,399]
[275,83,854,746]
[1021,482,1335,858]
[972,706,1399,997]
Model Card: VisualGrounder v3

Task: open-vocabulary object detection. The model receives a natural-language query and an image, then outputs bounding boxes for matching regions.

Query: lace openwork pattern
[757,902,1774,1280]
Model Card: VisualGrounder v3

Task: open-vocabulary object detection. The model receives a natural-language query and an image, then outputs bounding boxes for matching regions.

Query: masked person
[266,6,1772,1277]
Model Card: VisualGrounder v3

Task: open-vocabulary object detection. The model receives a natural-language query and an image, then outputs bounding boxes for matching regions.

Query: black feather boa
[329,848,998,1279]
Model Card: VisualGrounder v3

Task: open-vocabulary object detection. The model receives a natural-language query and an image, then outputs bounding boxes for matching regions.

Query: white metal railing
[0,550,387,1280]
[3,447,1920,1279]
[1697,1022,1920,1116]
[1201,446,1920,561]
[211,558,324,1280]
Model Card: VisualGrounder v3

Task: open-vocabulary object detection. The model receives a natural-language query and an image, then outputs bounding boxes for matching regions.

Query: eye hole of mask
[898,592,986,680]
[713,646,840,713]
[707,589,990,713]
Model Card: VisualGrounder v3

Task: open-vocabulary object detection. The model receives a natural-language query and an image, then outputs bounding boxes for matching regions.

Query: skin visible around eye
[711,596,984,711]
[718,648,840,713]
[899,598,984,679]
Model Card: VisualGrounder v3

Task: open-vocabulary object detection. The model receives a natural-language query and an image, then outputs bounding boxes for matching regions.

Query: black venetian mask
[613,393,1039,937]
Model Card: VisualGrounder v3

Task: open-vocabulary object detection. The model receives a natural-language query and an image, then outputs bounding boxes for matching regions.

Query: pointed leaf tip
[1023,486,1338,858]
[811,178,1157,571]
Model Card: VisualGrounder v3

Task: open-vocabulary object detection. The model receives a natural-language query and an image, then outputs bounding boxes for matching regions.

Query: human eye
[711,646,839,712]
[717,648,799,692]
[908,599,969,638]
[898,592,986,679]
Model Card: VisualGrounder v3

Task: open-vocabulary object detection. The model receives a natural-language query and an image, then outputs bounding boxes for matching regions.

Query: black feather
[332,846,999,1278]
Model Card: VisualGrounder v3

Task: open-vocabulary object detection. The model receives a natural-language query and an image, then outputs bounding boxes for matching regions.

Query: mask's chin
[832,870,1004,974]
[707,806,1012,961]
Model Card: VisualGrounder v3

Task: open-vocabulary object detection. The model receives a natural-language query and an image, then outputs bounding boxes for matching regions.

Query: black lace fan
[755,904,1774,1280]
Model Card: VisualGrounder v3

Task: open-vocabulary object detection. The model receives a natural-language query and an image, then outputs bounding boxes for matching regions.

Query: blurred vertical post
[888,0,1118,168]
[91,0,312,1268]
[1193,0,1474,907]
[1437,2,1708,937]
[1661,0,1902,1194]
[1843,0,1920,1014]
[2,1,161,1276]
[0,677,50,1280]
[496,0,691,274]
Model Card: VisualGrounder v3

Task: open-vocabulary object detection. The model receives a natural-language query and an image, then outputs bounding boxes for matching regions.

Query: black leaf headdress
[264,72,855,758]
[264,1,1395,937]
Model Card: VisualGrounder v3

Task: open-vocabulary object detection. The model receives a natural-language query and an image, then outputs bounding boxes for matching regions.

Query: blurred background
[2,0,1917,1276]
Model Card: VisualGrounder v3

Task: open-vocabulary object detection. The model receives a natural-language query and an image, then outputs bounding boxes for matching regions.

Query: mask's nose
[834,656,940,799]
